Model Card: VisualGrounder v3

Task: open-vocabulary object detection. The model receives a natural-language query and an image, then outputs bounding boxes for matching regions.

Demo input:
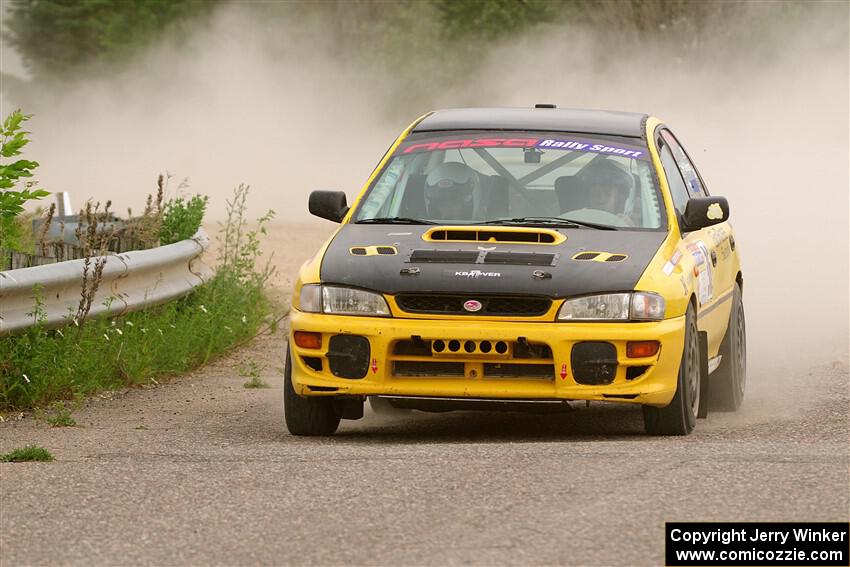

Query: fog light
[626,341,659,358]
[294,331,322,349]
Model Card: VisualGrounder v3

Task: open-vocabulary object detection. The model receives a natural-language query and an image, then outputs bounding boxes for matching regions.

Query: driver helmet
[424,162,477,217]
[578,159,633,210]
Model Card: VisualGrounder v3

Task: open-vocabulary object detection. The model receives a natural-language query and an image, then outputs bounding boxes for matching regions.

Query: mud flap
[337,397,365,420]
[697,331,709,418]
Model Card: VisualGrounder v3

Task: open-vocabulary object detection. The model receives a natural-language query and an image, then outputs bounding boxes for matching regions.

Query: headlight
[298,284,390,317]
[557,292,665,321]
[299,284,322,313]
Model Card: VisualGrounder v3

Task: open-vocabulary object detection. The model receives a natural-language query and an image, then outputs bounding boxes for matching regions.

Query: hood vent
[424,226,565,245]
[483,252,555,266]
[410,250,480,263]
[572,251,628,262]
[349,245,398,256]
[573,252,599,260]
[409,250,556,266]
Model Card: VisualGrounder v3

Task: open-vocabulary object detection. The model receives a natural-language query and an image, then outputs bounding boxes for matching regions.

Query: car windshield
[352,130,666,230]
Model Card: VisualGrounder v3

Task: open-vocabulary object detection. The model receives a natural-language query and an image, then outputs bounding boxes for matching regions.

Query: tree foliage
[0,110,48,249]
[3,0,220,79]
[433,0,561,40]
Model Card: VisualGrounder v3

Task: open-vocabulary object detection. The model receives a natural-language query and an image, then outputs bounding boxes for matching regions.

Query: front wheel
[643,304,700,435]
[709,283,746,411]
[283,347,340,436]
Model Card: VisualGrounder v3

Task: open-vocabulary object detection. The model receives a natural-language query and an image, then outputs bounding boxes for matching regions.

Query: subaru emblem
[463,300,483,312]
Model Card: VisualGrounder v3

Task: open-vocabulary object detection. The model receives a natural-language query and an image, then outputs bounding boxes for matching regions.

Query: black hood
[320,225,666,298]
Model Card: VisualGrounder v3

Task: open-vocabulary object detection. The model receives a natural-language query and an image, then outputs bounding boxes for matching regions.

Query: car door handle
[710,249,717,267]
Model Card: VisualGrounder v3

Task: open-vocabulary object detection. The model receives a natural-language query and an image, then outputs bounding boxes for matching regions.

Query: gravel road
[1,223,848,566]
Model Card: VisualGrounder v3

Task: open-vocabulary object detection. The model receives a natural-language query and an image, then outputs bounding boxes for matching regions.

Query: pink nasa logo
[463,300,483,313]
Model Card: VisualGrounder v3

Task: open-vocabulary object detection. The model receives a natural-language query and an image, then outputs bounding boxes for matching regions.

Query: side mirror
[681,196,729,232]
[309,190,349,223]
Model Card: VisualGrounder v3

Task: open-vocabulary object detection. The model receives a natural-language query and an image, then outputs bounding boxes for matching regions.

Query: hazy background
[1,0,848,396]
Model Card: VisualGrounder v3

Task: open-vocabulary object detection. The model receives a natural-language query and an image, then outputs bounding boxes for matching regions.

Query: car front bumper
[289,310,686,407]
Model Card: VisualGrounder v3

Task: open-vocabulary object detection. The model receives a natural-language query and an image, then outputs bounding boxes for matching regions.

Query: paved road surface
[1,224,848,566]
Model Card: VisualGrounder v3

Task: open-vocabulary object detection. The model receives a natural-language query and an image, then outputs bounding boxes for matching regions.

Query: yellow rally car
[285,106,745,436]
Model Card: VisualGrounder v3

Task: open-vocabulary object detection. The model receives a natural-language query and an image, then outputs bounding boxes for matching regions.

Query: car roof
[412,106,649,138]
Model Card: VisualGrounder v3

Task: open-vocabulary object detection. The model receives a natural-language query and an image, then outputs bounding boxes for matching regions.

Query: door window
[658,138,691,218]
[659,130,706,197]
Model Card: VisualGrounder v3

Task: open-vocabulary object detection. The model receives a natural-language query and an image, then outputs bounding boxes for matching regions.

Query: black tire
[643,304,700,436]
[283,347,340,436]
[709,283,746,411]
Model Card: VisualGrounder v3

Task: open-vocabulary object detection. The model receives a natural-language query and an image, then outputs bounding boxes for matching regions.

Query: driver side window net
[353,131,665,230]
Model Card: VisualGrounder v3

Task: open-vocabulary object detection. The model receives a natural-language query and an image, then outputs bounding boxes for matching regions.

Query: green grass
[240,360,269,389]
[0,185,280,411]
[1,445,54,462]
[36,401,78,427]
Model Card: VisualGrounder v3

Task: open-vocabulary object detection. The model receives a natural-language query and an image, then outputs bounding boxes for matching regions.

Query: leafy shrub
[1,109,49,250]
[159,194,208,245]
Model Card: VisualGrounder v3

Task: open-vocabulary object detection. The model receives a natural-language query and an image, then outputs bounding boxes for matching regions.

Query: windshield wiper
[355,217,437,225]
[557,217,619,230]
[479,216,617,230]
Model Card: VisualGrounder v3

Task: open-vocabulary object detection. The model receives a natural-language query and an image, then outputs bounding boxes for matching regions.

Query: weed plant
[160,194,208,245]
[0,445,54,462]
[240,360,269,389]
[0,185,278,410]
[35,401,77,427]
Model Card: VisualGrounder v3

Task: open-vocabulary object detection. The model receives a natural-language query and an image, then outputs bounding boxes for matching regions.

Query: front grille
[396,294,551,316]
[393,361,465,377]
[390,338,553,380]
[484,363,554,379]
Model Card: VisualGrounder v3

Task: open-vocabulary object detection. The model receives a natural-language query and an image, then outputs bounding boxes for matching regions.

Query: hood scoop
[424,226,565,245]
[409,249,556,266]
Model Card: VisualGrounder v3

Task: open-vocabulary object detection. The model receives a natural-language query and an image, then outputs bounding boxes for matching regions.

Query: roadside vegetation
[240,361,269,389]
[0,109,280,412]
[35,401,78,427]
[0,184,278,411]
[0,110,48,252]
[0,445,54,462]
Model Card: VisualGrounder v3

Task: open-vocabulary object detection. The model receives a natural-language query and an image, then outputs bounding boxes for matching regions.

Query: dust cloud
[454,4,850,410]
[1,2,847,412]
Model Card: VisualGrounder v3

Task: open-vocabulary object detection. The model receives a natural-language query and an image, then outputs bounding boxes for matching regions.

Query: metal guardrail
[0,229,213,336]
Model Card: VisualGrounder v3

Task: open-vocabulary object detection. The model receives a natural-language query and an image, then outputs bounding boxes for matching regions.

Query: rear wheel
[284,347,340,436]
[709,283,746,411]
[643,304,699,435]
